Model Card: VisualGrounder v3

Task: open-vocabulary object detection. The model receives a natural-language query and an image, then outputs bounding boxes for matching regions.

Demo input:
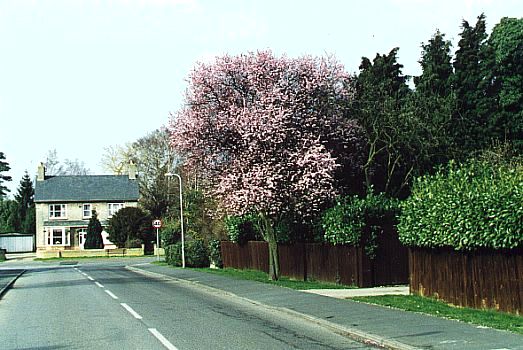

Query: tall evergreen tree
[353,48,413,196]
[14,171,35,233]
[410,30,456,169]
[452,13,497,156]
[489,17,523,151]
[85,210,104,249]
[0,152,12,198]
[0,200,18,233]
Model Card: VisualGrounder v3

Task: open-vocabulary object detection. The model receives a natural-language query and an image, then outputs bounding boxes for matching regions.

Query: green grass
[351,295,523,335]
[153,262,354,290]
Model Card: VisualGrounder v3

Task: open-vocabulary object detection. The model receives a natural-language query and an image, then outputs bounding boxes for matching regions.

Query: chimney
[37,162,45,181]
[128,161,137,180]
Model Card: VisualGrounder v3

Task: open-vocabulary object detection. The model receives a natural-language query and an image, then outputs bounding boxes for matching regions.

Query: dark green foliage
[208,239,223,268]
[0,200,18,233]
[85,210,104,249]
[14,171,35,233]
[398,158,523,250]
[164,239,209,267]
[160,216,180,247]
[107,207,152,248]
[322,191,400,258]
[353,48,414,196]
[0,152,12,198]
[452,14,497,156]
[224,214,261,244]
[489,17,523,151]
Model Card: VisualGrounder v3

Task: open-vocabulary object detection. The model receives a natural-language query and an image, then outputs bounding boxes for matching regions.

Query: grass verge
[351,295,523,335]
[152,262,354,290]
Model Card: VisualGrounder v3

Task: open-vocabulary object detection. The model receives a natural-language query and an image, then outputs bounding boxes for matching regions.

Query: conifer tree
[0,152,12,198]
[452,13,497,156]
[14,171,35,233]
[85,210,104,249]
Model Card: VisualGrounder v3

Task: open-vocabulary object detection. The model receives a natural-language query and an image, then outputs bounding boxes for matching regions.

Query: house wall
[35,201,138,256]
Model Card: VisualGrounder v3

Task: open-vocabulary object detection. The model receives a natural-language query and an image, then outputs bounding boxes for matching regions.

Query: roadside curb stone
[0,269,25,299]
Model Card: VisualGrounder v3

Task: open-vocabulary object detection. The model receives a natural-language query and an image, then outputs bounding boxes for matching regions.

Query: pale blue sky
[1,0,522,195]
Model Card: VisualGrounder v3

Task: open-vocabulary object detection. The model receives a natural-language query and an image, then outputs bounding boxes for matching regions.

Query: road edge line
[125,265,419,350]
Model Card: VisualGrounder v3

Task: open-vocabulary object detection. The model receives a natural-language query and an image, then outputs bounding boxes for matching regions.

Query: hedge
[322,192,400,258]
[398,159,523,250]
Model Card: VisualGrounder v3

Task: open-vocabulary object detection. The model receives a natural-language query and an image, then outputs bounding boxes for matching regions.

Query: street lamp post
[165,172,185,268]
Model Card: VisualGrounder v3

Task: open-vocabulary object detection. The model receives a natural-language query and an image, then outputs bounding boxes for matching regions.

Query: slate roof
[34,175,139,203]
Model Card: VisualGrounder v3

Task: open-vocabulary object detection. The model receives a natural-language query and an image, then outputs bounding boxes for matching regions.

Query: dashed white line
[149,328,178,350]
[105,290,119,299]
[95,281,104,288]
[87,276,95,281]
[121,303,142,319]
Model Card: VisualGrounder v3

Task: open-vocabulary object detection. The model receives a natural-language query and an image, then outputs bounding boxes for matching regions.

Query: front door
[78,229,87,250]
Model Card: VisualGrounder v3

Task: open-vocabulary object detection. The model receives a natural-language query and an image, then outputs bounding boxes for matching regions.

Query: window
[108,203,124,217]
[49,204,67,219]
[46,227,70,246]
[82,204,92,218]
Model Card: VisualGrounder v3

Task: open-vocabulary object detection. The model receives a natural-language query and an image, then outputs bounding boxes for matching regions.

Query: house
[34,163,139,257]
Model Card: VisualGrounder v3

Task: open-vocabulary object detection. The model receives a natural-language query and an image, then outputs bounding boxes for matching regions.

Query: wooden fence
[221,230,408,287]
[409,247,523,314]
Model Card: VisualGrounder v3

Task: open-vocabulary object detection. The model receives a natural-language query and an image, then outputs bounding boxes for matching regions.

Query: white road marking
[121,303,142,319]
[87,276,95,281]
[81,272,88,276]
[95,281,104,288]
[105,290,119,299]
[148,328,178,350]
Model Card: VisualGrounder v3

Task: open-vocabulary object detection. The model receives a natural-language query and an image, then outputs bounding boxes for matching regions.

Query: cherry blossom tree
[170,51,365,280]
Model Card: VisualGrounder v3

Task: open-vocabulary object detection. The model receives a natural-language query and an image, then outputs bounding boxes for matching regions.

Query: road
[0,260,377,349]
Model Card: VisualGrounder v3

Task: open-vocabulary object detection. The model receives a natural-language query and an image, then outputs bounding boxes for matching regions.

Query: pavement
[1,257,522,349]
[128,263,523,350]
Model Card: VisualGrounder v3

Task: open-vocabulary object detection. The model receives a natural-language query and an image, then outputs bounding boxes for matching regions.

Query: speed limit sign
[152,219,162,228]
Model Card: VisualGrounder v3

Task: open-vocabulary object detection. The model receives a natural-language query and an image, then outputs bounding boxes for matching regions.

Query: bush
[322,192,400,258]
[224,214,261,245]
[107,207,152,248]
[164,239,210,267]
[398,159,523,250]
[208,239,223,268]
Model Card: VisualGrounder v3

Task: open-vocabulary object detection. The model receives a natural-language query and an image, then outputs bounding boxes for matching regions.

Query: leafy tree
[353,48,413,196]
[107,207,152,248]
[452,13,497,156]
[14,171,35,233]
[409,30,457,171]
[84,210,104,249]
[489,17,523,151]
[0,200,18,233]
[170,51,366,280]
[0,152,12,198]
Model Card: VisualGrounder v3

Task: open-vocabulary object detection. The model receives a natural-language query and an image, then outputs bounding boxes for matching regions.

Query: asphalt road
[0,261,377,350]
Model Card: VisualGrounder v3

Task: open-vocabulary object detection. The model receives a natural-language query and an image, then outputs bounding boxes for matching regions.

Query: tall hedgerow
[398,159,522,250]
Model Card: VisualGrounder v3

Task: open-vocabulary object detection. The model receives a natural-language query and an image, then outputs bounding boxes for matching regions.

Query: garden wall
[221,231,408,287]
[409,247,523,314]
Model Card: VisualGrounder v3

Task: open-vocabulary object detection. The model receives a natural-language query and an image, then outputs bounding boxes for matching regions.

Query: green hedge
[164,239,210,267]
[398,160,523,250]
[322,192,400,258]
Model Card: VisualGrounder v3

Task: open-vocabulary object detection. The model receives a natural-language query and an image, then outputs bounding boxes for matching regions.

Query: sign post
[152,219,162,261]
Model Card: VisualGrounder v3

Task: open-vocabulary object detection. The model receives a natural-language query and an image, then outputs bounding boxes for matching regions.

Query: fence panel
[409,247,523,314]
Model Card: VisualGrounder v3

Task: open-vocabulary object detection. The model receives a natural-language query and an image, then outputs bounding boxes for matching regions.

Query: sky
[1,0,522,196]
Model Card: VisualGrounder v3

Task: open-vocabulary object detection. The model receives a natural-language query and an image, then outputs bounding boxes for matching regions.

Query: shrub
[398,159,523,250]
[85,210,104,249]
[164,239,210,267]
[208,239,223,268]
[224,214,261,245]
[322,192,400,258]
[107,207,152,248]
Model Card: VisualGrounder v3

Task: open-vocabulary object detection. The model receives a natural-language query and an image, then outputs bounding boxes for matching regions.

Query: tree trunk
[258,213,280,281]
